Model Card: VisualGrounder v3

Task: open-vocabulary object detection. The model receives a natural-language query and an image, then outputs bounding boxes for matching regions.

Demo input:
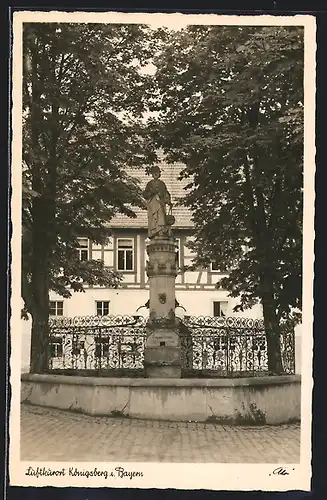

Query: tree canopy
[22,22,153,371]
[21,22,304,374]
[22,23,154,310]
[146,25,304,371]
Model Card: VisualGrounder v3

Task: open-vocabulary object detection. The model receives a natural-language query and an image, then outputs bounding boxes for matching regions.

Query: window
[49,301,63,316]
[49,335,63,357]
[72,340,84,356]
[213,301,228,317]
[211,262,220,271]
[77,237,89,261]
[96,301,110,316]
[117,238,134,271]
[95,336,110,358]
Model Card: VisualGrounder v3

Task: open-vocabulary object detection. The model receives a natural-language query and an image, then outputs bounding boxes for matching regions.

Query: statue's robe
[143,179,171,239]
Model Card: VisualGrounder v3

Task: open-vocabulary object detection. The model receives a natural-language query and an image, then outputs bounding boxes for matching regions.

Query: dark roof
[107,160,194,229]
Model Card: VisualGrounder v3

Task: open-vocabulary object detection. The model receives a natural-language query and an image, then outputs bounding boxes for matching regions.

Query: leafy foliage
[22,23,152,371]
[21,22,304,374]
[22,23,153,311]
[146,26,304,371]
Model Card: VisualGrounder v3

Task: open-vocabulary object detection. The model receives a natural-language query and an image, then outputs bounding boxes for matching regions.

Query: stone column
[144,236,182,378]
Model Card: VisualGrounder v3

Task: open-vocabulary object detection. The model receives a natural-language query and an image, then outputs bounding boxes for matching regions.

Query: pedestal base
[144,328,181,378]
[145,363,182,378]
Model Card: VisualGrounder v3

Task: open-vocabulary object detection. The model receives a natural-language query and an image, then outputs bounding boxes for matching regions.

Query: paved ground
[21,403,300,463]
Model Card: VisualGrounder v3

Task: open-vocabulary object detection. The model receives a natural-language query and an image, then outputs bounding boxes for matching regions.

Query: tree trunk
[243,130,284,374]
[261,292,283,373]
[30,295,50,373]
[29,214,51,373]
[27,29,57,373]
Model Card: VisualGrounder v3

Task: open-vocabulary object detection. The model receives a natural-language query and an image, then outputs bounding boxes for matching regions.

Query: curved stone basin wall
[21,374,301,425]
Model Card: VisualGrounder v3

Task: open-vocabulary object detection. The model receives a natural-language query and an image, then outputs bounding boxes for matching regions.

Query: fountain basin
[21,373,301,425]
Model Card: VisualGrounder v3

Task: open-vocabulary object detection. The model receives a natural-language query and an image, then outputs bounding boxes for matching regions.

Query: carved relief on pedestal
[146,262,178,277]
[146,240,176,254]
[158,293,167,304]
[146,240,178,277]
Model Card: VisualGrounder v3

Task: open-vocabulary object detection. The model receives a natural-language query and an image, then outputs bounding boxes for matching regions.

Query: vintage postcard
[9,10,315,491]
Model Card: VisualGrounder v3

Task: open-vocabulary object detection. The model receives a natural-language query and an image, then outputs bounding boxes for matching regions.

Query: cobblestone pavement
[21,404,300,463]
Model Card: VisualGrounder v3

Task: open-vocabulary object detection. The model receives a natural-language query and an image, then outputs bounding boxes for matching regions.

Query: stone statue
[143,166,174,239]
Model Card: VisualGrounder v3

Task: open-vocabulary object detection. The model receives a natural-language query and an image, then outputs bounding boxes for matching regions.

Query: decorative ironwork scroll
[48,315,147,371]
[47,315,295,376]
[181,316,295,375]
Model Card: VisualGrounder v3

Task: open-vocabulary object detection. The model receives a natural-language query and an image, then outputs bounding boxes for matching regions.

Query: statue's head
[150,165,161,179]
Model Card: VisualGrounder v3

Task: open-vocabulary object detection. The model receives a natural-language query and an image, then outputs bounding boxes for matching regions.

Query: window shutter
[213,301,221,317]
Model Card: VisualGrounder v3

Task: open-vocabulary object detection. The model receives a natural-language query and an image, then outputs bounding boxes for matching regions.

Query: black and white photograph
[9,11,315,491]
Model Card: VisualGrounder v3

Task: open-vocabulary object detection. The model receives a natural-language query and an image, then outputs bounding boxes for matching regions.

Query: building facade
[21,160,266,372]
[49,161,264,319]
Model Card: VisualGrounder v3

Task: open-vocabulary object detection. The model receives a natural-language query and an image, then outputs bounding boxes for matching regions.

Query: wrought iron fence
[47,314,295,376]
[48,315,147,371]
[181,316,295,375]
